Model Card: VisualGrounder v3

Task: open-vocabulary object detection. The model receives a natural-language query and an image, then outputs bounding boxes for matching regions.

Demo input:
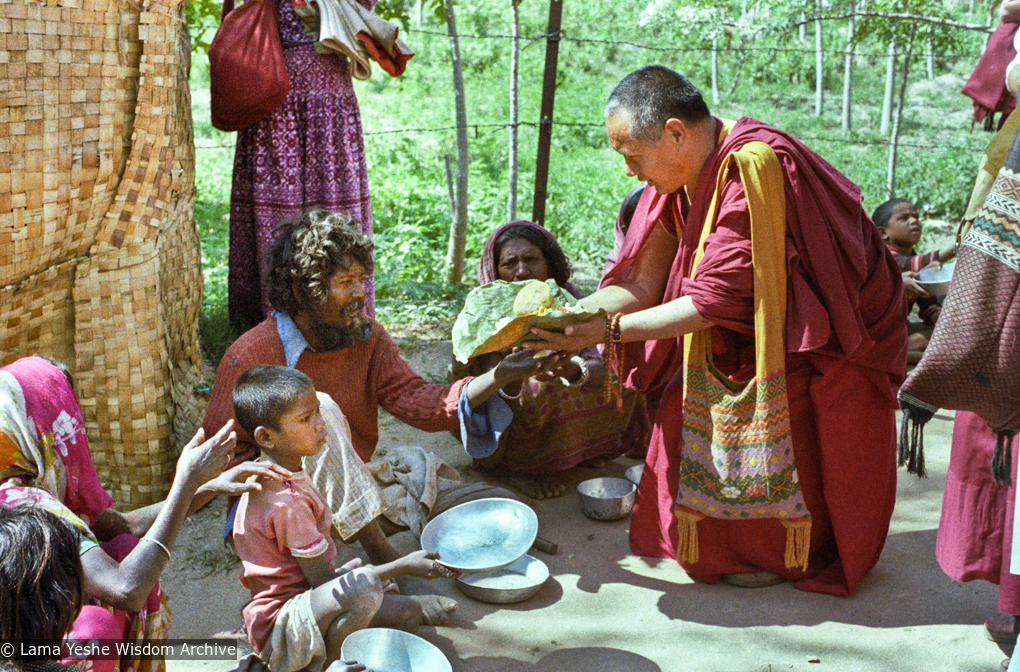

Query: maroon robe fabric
[961,21,1019,127]
[610,117,907,596]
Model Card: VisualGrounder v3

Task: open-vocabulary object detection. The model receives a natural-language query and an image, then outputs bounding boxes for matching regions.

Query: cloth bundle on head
[898,124,1020,484]
[292,0,413,80]
[477,220,582,297]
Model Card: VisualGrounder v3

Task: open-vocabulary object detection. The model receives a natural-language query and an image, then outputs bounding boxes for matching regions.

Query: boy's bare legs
[370,594,424,631]
[352,522,457,626]
[308,567,387,664]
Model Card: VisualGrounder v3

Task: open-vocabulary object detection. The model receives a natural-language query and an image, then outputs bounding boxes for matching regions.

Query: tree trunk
[443,0,468,284]
[799,11,806,43]
[881,38,896,135]
[926,36,934,79]
[814,1,824,117]
[887,26,917,198]
[711,34,720,105]
[841,2,855,131]
[507,0,520,222]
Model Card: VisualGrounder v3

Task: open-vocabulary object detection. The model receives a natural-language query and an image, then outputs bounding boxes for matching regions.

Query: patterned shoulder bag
[898,125,1020,484]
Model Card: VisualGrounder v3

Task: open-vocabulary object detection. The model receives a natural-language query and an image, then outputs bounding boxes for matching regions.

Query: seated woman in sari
[451,221,651,499]
[0,356,288,672]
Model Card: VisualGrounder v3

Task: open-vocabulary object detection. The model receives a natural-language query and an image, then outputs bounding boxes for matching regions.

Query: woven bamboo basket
[0,0,207,507]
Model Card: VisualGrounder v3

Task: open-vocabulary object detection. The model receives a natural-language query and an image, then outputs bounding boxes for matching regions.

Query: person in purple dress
[228,0,377,331]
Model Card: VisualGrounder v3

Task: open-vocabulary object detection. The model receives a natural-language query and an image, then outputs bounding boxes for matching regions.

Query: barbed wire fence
[192,26,993,150]
[191,7,997,310]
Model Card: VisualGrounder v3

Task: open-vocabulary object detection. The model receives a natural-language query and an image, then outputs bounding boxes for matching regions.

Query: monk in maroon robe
[527,65,906,596]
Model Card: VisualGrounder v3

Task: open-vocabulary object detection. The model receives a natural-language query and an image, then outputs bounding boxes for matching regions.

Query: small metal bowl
[338,628,451,672]
[420,498,538,572]
[917,260,955,297]
[456,554,549,604]
[624,463,644,486]
[577,477,637,521]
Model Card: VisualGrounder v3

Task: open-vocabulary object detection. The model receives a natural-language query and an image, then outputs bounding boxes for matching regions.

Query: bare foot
[986,613,1020,644]
[504,473,567,499]
[410,594,458,626]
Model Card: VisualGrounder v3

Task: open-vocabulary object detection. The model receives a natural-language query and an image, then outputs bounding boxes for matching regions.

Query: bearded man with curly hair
[202,209,552,627]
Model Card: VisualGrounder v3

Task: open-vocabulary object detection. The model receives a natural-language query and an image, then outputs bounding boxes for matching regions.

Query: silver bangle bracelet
[141,536,172,560]
[561,355,590,388]
[498,385,523,400]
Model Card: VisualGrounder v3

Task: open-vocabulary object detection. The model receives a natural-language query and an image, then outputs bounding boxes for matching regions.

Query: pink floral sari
[0,356,171,672]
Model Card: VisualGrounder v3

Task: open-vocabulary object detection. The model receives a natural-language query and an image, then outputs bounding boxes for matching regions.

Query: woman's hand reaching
[196,460,293,498]
[902,272,931,303]
[491,349,565,388]
[174,420,237,493]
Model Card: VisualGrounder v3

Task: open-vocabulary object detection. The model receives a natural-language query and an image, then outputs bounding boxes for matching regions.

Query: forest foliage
[190,0,1000,357]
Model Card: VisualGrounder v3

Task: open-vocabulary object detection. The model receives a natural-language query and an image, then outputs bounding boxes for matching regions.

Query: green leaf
[451,279,605,362]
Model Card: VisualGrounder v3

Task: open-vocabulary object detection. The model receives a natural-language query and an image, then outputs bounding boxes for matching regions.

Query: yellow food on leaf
[513,280,555,316]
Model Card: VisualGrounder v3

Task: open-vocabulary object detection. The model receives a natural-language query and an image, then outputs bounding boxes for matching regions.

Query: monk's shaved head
[605,65,711,141]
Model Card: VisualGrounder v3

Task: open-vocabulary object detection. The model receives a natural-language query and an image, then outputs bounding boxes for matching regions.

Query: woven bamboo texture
[0,0,207,507]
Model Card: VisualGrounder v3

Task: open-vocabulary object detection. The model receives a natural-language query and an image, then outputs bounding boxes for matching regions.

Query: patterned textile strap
[675,142,810,570]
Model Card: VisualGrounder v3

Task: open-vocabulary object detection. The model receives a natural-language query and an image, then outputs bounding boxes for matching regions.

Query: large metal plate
[456,554,549,604]
[421,498,538,572]
[339,628,451,672]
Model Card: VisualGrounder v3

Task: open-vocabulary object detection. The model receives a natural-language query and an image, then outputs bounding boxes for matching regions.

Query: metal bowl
[456,554,549,604]
[420,498,538,572]
[577,477,637,521]
[338,628,451,672]
[917,261,955,297]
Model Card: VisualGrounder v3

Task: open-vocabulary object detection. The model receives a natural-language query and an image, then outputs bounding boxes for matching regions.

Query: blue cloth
[275,312,310,368]
[458,389,513,459]
[224,497,239,546]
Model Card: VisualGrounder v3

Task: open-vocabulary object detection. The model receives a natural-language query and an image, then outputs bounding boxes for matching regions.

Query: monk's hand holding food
[525,314,606,355]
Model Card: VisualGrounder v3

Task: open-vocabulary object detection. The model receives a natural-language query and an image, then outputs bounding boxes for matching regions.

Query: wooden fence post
[532,0,563,229]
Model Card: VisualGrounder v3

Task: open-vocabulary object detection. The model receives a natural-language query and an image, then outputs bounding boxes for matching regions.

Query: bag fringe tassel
[992,431,1016,486]
[673,506,705,565]
[897,399,933,478]
[781,518,811,571]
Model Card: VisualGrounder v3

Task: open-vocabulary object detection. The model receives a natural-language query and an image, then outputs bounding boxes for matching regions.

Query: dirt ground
[163,334,1005,672]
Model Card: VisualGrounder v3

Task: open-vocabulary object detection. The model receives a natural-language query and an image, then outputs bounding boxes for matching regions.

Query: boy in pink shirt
[231,365,456,672]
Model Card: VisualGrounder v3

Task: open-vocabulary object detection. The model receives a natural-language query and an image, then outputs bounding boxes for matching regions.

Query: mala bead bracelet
[602,313,625,412]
